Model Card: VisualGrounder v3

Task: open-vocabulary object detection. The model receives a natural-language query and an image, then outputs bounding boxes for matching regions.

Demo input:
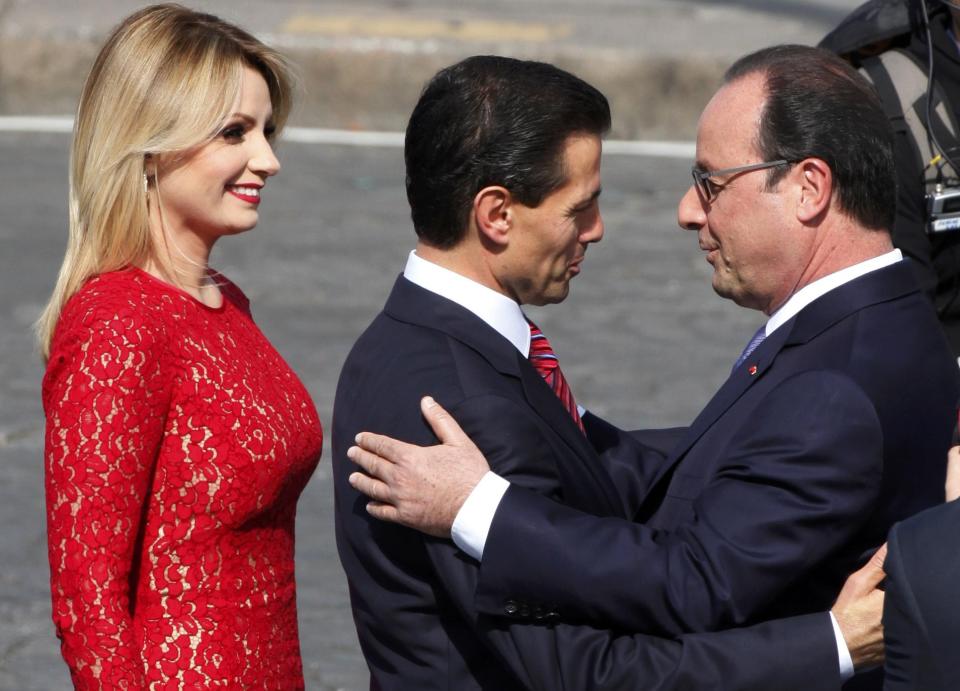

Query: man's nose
[584,211,604,244]
[677,184,706,232]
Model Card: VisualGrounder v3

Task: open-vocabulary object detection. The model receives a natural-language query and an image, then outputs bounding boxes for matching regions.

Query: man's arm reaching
[350,398,888,690]
[350,378,884,638]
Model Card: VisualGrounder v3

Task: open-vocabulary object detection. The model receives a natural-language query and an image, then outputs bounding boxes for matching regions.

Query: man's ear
[473,185,512,247]
[795,157,833,224]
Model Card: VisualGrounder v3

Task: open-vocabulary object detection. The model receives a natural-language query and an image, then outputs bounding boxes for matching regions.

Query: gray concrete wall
[0,0,862,138]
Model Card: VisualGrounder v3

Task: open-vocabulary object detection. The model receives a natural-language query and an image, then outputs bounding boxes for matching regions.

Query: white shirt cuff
[830,611,855,680]
[450,471,510,561]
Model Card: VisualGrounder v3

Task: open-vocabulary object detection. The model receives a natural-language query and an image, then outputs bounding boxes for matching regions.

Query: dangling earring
[143,152,153,194]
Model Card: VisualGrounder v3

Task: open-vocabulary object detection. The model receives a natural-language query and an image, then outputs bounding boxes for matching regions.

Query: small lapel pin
[748,365,758,376]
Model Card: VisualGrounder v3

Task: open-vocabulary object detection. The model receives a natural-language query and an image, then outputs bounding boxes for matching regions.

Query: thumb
[835,544,887,609]
[946,445,960,502]
[866,543,887,581]
[851,543,887,596]
[420,396,471,446]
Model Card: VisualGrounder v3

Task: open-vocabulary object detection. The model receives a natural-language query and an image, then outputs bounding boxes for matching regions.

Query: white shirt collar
[402,250,532,356]
[765,248,903,336]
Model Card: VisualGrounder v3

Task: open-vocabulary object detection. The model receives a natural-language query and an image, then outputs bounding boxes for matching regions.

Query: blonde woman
[38,5,321,688]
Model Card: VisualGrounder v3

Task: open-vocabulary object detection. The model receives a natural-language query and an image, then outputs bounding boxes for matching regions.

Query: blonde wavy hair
[37,3,294,359]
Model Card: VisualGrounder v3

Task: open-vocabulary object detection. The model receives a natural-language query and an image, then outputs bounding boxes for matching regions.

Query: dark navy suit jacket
[883,498,960,690]
[333,275,843,690]
[470,262,959,653]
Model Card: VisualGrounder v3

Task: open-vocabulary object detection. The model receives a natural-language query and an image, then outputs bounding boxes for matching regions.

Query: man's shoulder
[842,280,952,370]
[335,308,524,419]
[774,285,956,408]
[344,308,494,375]
[340,309,461,385]
[888,500,960,628]
[893,499,960,550]
[792,266,947,363]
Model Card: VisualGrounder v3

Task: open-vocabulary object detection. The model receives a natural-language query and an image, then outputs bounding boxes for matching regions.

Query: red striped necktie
[528,321,586,434]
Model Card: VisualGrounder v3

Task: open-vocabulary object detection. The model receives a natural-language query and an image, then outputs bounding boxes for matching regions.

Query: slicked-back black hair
[405,56,611,248]
[726,44,896,230]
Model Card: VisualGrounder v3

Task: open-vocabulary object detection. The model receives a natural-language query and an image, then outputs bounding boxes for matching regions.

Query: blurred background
[0,1,862,688]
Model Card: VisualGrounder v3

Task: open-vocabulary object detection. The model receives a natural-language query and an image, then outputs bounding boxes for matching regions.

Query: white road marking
[0,116,695,158]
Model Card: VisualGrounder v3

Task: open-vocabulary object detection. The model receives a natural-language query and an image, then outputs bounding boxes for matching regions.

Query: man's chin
[712,280,766,311]
[711,277,743,305]
[540,286,571,306]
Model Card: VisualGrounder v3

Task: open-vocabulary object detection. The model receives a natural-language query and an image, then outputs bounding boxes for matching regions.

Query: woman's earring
[143,171,149,193]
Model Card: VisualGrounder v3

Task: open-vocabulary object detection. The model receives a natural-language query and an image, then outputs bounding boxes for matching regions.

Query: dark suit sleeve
[882,500,960,691]
[882,522,924,690]
[420,393,843,691]
[473,371,883,635]
[583,412,686,515]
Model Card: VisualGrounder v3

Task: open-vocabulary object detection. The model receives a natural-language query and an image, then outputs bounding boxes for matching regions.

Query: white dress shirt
[403,250,531,356]
[450,248,902,679]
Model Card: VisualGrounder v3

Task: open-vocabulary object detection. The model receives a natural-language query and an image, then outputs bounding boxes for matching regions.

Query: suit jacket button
[504,600,519,616]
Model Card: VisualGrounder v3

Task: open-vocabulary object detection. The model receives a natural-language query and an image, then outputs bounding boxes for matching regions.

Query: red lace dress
[43,268,322,690]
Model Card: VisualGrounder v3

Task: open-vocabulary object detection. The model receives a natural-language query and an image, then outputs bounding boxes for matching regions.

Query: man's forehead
[696,74,765,163]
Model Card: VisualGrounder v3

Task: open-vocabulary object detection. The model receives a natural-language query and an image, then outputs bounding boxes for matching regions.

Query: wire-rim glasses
[691,160,792,203]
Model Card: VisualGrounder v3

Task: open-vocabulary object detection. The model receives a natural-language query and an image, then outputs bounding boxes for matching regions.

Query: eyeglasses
[691,160,792,203]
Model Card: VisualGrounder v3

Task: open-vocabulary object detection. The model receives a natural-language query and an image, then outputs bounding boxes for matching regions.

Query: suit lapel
[640,320,793,495]
[642,260,922,499]
[516,351,604,469]
[516,351,625,515]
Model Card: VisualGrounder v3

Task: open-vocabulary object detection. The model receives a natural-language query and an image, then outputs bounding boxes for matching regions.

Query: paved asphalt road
[0,131,762,689]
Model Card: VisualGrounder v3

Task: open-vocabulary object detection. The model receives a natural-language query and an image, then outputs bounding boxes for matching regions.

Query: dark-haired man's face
[677,73,811,315]
[502,134,604,306]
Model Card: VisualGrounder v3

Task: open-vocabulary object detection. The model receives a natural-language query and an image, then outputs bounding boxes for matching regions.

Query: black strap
[862,54,926,175]
[862,55,908,121]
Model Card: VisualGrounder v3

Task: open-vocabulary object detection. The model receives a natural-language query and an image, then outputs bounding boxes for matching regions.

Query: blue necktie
[732,325,766,372]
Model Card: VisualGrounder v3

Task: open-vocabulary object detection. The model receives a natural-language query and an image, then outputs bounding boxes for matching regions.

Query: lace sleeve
[43,301,171,690]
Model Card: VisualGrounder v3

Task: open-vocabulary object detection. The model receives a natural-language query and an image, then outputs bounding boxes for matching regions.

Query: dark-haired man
[343,47,959,689]
[334,53,889,691]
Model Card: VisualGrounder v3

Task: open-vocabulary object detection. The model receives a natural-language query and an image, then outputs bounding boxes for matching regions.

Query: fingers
[946,445,960,502]
[420,396,471,446]
[346,442,395,482]
[352,430,423,472]
[348,471,392,504]
[347,472,405,526]
[365,501,401,523]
